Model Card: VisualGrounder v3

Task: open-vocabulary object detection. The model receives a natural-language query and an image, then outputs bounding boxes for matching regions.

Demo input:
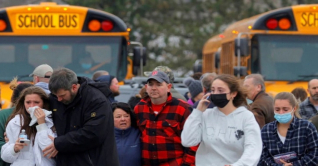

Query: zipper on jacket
[88,154,94,166]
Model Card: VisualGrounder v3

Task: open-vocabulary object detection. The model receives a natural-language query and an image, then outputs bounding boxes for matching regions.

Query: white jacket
[181,106,262,166]
[1,115,56,166]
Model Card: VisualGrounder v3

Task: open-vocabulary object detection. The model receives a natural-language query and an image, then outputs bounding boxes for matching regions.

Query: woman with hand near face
[181,74,262,166]
[258,92,318,166]
[112,102,141,166]
[1,86,55,166]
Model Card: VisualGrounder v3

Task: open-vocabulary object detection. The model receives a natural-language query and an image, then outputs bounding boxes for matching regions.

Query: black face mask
[210,93,230,108]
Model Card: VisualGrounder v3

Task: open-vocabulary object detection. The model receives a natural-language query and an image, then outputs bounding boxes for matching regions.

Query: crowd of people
[0,63,317,166]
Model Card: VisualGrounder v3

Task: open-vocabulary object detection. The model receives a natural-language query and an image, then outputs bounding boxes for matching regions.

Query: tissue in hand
[28,106,52,126]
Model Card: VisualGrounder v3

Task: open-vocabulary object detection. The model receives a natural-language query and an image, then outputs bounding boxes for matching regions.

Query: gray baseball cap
[29,64,53,78]
[147,71,170,83]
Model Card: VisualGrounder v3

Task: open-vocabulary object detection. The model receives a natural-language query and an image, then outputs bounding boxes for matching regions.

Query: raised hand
[197,93,211,112]
[34,108,45,124]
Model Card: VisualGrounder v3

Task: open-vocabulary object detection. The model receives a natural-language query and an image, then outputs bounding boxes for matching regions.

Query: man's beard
[112,90,120,97]
[312,94,318,101]
[63,91,77,105]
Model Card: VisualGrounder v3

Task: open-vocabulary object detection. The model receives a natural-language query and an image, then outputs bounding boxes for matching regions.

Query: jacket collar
[253,91,264,101]
[114,127,133,137]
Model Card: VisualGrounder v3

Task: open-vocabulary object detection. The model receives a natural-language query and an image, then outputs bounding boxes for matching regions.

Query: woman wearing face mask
[181,74,262,166]
[1,86,56,166]
[258,92,318,166]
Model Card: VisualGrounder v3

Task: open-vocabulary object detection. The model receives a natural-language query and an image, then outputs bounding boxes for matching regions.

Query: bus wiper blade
[16,74,31,80]
[288,74,318,84]
[297,74,318,78]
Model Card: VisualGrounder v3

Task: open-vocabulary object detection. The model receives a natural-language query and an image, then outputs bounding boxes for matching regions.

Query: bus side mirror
[133,47,147,67]
[215,51,220,69]
[133,66,139,76]
[235,38,249,56]
[193,59,202,72]
[234,66,247,76]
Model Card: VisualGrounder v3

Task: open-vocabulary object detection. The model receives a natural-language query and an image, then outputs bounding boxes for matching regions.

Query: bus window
[258,35,318,81]
[0,45,14,62]
[0,36,122,81]
[28,44,72,68]
[86,45,113,73]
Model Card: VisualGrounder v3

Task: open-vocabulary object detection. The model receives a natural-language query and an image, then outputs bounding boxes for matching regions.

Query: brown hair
[139,86,148,98]
[291,87,307,102]
[191,72,202,80]
[214,74,247,107]
[274,92,301,118]
[6,86,50,144]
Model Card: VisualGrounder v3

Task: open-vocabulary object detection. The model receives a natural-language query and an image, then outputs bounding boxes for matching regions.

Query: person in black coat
[43,67,119,166]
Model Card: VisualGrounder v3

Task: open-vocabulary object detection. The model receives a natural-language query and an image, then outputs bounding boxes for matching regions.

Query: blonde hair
[274,92,301,118]
[9,77,18,90]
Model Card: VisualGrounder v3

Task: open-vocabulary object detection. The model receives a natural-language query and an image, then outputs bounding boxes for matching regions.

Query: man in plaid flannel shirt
[299,79,318,120]
[134,71,196,166]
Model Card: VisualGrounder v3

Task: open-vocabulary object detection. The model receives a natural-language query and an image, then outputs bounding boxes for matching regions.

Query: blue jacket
[115,127,141,166]
[35,82,50,95]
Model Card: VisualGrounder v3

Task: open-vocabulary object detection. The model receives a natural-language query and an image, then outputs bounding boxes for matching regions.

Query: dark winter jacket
[49,77,119,166]
[115,127,141,166]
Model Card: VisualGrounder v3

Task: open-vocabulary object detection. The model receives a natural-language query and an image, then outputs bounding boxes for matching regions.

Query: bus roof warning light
[0,20,7,31]
[88,20,101,32]
[101,20,113,31]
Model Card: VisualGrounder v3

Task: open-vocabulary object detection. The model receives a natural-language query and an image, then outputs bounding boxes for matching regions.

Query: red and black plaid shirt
[134,93,196,166]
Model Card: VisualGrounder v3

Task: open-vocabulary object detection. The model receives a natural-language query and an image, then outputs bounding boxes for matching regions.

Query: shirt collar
[304,97,313,106]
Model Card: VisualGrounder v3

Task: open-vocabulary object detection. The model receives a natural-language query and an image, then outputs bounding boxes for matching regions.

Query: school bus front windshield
[251,35,318,82]
[0,36,127,82]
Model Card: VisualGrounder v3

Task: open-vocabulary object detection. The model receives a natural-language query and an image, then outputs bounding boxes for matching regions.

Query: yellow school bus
[0,2,134,108]
[202,5,318,96]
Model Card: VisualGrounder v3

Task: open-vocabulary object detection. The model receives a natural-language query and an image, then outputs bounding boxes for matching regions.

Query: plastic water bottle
[19,129,27,140]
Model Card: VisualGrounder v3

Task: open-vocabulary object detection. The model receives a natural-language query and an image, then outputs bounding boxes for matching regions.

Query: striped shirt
[258,117,318,165]
[134,93,196,166]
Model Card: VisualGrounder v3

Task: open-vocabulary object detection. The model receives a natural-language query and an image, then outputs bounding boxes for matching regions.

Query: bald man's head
[92,70,109,80]
[308,79,318,88]
[308,79,318,101]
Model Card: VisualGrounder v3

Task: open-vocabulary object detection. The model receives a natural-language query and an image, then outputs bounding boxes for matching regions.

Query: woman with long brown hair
[1,86,55,166]
[181,74,262,166]
[0,78,33,166]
